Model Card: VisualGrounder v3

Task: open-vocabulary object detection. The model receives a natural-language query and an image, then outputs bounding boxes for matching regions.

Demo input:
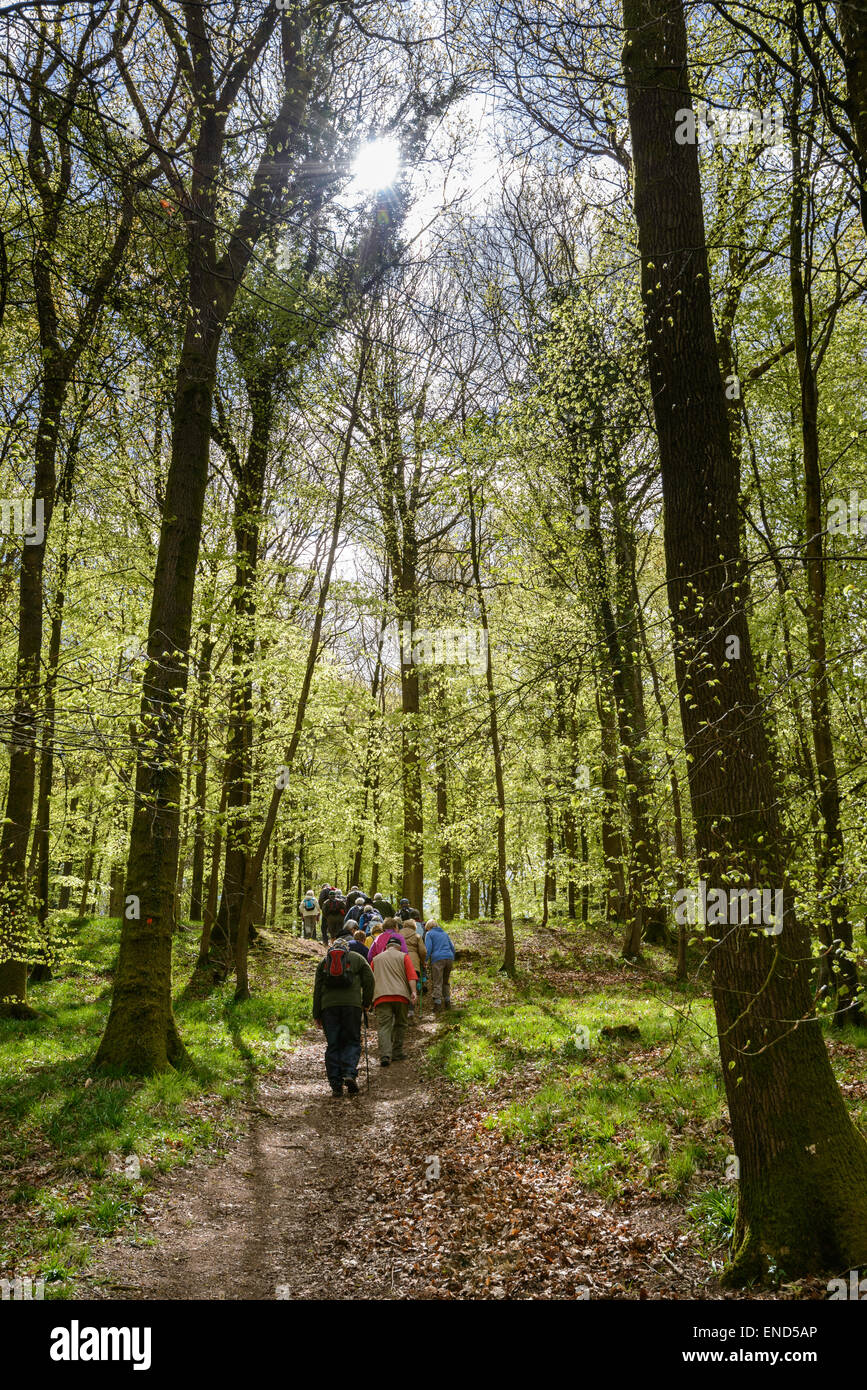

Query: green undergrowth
[428,917,867,1262]
[0,915,312,1295]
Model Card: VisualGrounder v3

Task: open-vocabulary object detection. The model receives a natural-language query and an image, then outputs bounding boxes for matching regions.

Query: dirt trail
[74,930,747,1301]
[82,1010,438,1301]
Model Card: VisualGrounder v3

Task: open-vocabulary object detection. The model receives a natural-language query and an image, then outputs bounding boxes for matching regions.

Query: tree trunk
[622,0,867,1279]
[189,624,214,921]
[210,381,271,960]
[468,878,479,920]
[788,90,862,1025]
[434,675,452,920]
[77,810,99,921]
[198,769,229,967]
[580,825,590,924]
[468,485,513,971]
[595,682,627,920]
[95,316,220,1071]
[835,1,867,235]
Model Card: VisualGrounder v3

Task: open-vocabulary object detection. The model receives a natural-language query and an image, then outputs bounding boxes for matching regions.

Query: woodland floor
[2,919,851,1300]
[62,926,832,1302]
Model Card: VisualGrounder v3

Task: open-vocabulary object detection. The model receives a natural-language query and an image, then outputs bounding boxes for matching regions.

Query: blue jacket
[424,926,455,963]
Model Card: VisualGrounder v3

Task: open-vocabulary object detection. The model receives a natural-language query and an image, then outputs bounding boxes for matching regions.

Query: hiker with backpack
[424,919,456,1011]
[313,923,374,1097]
[334,920,369,961]
[346,885,364,910]
[370,936,417,1066]
[358,904,383,937]
[373,891,394,917]
[318,884,333,912]
[321,890,346,945]
[367,916,409,963]
[345,894,369,926]
[299,890,321,940]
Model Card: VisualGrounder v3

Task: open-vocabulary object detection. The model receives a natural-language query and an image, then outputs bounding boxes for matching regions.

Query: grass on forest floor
[426,916,867,1271]
[0,915,314,1297]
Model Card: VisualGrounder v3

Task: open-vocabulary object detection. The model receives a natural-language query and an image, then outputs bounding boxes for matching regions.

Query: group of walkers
[306,883,456,1098]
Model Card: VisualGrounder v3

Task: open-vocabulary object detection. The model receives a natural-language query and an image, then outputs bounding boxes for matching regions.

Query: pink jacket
[367,928,408,963]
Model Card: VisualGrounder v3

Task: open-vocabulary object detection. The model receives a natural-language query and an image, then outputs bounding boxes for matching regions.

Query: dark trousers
[321,1005,363,1085]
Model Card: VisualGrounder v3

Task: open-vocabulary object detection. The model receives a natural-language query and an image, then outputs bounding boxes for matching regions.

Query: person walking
[321,889,347,944]
[403,920,427,1022]
[367,915,408,963]
[373,891,394,917]
[370,936,417,1066]
[299,889,321,940]
[313,922,374,1097]
[424,918,456,1011]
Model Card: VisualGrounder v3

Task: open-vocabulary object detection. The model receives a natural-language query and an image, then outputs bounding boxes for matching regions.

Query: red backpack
[324,942,353,987]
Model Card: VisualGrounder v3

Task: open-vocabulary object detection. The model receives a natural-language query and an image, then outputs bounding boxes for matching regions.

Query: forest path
[77,933,738,1300]
[82,1003,439,1300]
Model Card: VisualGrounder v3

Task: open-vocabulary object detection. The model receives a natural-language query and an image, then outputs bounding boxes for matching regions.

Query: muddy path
[81,1007,439,1301]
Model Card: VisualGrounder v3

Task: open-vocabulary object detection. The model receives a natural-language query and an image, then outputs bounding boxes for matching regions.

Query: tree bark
[621,0,867,1279]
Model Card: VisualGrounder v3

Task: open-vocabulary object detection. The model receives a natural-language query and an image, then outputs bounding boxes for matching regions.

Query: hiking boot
[380,1057,390,1067]
[330,1083,343,1097]
[344,1076,359,1096]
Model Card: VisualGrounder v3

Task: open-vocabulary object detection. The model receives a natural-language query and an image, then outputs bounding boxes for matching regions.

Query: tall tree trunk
[596,682,627,920]
[451,850,463,920]
[282,841,296,930]
[622,0,867,1279]
[211,381,272,959]
[0,116,133,1013]
[198,769,229,968]
[28,489,73,982]
[57,791,78,912]
[468,484,514,972]
[433,672,452,920]
[95,310,220,1069]
[77,809,99,921]
[189,623,214,921]
[541,790,555,928]
[580,825,590,924]
[788,86,862,1025]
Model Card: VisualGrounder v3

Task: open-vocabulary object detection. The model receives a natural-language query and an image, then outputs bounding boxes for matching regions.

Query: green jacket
[313,945,374,1017]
